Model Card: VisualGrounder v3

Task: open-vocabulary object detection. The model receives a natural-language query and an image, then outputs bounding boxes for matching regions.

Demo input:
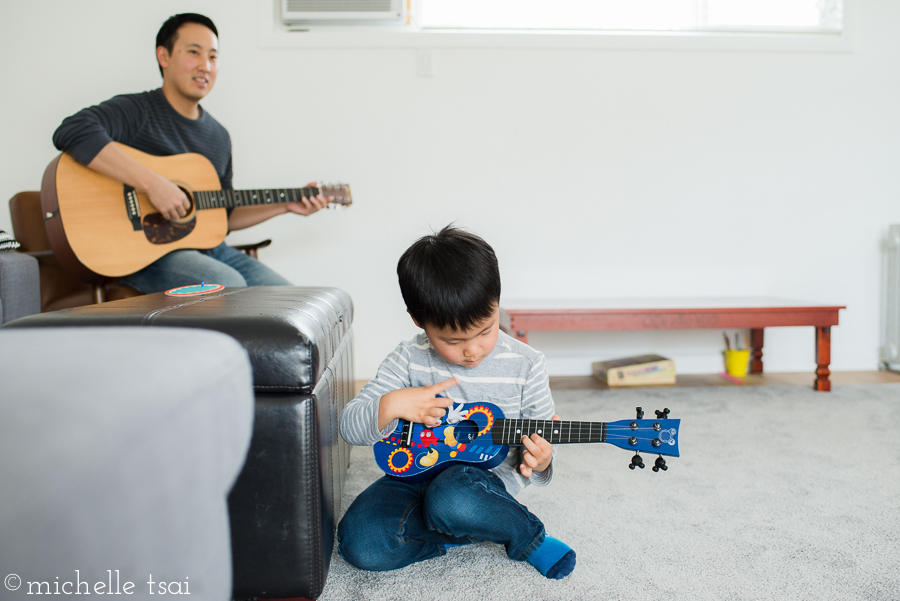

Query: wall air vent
[282,0,404,24]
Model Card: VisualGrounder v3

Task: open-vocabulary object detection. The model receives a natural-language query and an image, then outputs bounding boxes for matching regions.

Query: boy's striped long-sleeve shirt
[340,330,556,495]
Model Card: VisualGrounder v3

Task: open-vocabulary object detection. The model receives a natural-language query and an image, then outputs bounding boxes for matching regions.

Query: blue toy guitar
[374,403,680,483]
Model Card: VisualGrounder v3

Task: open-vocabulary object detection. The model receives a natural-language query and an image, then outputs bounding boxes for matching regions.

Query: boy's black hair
[397,225,501,331]
[156,13,219,77]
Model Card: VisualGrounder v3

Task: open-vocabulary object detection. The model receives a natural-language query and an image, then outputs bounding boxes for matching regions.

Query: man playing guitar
[51,13,330,293]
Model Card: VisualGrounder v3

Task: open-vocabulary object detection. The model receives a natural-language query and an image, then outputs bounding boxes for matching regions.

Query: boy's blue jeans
[337,464,546,572]
[120,242,291,293]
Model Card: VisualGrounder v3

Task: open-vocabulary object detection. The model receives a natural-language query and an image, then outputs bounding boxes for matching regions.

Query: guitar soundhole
[142,213,196,245]
[453,420,480,444]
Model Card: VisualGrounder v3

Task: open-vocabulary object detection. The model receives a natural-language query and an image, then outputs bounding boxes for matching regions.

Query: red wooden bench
[499,297,845,391]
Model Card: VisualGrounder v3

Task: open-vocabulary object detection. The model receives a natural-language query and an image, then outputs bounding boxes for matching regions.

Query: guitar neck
[491,419,607,445]
[193,187,322,210]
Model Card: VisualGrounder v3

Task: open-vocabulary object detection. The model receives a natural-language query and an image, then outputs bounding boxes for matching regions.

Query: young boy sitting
[337,225,576,580]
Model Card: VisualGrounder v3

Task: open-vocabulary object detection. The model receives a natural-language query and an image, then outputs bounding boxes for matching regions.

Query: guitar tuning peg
[655,408,670,419]
[635,406,644,419]
[652,456,668,472]
[628,453,645,470]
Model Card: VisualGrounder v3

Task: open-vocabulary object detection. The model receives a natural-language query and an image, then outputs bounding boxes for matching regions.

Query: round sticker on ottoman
[164,283,225,296]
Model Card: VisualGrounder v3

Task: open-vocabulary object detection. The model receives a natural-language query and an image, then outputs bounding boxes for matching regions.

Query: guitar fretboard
[491,419,607,445]
[193,187,322,210]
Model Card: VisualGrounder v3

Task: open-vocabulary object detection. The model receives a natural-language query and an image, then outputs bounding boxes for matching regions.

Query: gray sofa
[0,251,39,325]
[0,253,254,600]
[6,285,355,600]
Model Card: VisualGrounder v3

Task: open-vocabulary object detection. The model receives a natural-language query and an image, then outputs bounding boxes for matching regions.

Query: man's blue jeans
[119,242,291,294]
[337,465,546,572]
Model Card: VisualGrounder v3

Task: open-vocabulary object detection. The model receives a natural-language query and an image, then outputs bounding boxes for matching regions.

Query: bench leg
[510,329,528,344]
[815,326,832,392]
[750,328,764,374]
[500,326,528,344]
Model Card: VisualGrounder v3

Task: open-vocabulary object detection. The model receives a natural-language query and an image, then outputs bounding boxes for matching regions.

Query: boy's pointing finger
[430,378,459,395]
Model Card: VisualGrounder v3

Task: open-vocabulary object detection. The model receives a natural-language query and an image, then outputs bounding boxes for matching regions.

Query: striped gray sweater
[340,330,556,495]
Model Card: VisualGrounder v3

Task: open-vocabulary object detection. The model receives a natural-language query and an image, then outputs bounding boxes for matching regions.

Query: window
[420,0,842,34]
[260,0,851,52]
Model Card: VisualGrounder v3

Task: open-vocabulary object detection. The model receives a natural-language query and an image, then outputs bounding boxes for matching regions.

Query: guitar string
[126,185,347,214]
[495,420,669,438]
[399,410,673,449]
[399,418,669,454]
[495,421,670,444]
[190,187,309,211]
[197,186,316,208]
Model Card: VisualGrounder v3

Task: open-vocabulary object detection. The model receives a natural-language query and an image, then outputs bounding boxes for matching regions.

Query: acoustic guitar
[374,402,680,483]
[40,142,352,280]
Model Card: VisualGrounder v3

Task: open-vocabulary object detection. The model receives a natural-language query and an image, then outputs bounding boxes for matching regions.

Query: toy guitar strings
[374,403,680,482]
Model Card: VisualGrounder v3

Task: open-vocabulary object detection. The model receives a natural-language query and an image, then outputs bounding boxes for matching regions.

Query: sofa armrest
[0,252,39,324]
[0,327,254,600]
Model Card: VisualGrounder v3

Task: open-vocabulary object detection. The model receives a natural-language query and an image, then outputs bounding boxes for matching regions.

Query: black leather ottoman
[5,286,353,600]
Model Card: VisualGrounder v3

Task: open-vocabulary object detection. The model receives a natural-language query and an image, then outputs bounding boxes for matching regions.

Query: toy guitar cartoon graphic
[374,402,680,483]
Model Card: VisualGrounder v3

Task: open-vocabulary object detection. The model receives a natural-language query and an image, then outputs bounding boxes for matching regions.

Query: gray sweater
[52,88,233,189]
[341,330,556,495]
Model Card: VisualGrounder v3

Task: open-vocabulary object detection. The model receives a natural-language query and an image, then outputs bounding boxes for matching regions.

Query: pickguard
[142,213,196,245]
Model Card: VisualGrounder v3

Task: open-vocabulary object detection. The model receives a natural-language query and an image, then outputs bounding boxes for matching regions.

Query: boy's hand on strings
[378,378,458,430]
[520,415,561,478]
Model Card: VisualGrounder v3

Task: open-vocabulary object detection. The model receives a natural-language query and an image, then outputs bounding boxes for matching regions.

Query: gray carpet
[320,384,900,601]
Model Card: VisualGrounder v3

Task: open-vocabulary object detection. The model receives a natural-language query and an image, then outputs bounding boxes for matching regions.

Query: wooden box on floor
[592,354,676,386]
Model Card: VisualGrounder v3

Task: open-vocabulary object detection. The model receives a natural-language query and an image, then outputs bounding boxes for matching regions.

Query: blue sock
[445,540,475,550]
[526,536,576,580]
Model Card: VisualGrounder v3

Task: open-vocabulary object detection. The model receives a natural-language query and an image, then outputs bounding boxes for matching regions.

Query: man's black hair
[397,225,501,331]
[156,13,219,77]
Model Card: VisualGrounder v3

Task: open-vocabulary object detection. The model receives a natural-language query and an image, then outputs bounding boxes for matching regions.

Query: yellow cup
[724,349,750,377]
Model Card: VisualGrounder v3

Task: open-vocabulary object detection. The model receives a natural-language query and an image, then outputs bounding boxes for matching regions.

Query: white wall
[2,1,899,378]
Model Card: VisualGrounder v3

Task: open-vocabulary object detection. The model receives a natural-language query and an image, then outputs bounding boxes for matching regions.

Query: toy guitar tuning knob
[635,406,644,419]
[629,453,645,470]
[653,456,668,472]
[655,408,670,419]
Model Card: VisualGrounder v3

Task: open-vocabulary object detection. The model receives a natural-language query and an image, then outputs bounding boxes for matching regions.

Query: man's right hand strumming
[144,174,192,221]
[88,141,191,222]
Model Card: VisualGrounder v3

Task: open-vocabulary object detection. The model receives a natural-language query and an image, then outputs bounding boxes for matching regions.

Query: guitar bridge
[123,186,141,231]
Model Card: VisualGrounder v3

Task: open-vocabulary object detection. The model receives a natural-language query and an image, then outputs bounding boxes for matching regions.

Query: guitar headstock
[320,183,352,207]
[605,408,680,472]
[604,417,680,456]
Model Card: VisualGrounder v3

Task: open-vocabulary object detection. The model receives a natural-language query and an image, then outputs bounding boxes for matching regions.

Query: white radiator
[882,224,900,367]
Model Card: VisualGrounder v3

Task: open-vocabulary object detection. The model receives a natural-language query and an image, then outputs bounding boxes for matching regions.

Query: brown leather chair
[10,191,141,311]
[9,191,272,313]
